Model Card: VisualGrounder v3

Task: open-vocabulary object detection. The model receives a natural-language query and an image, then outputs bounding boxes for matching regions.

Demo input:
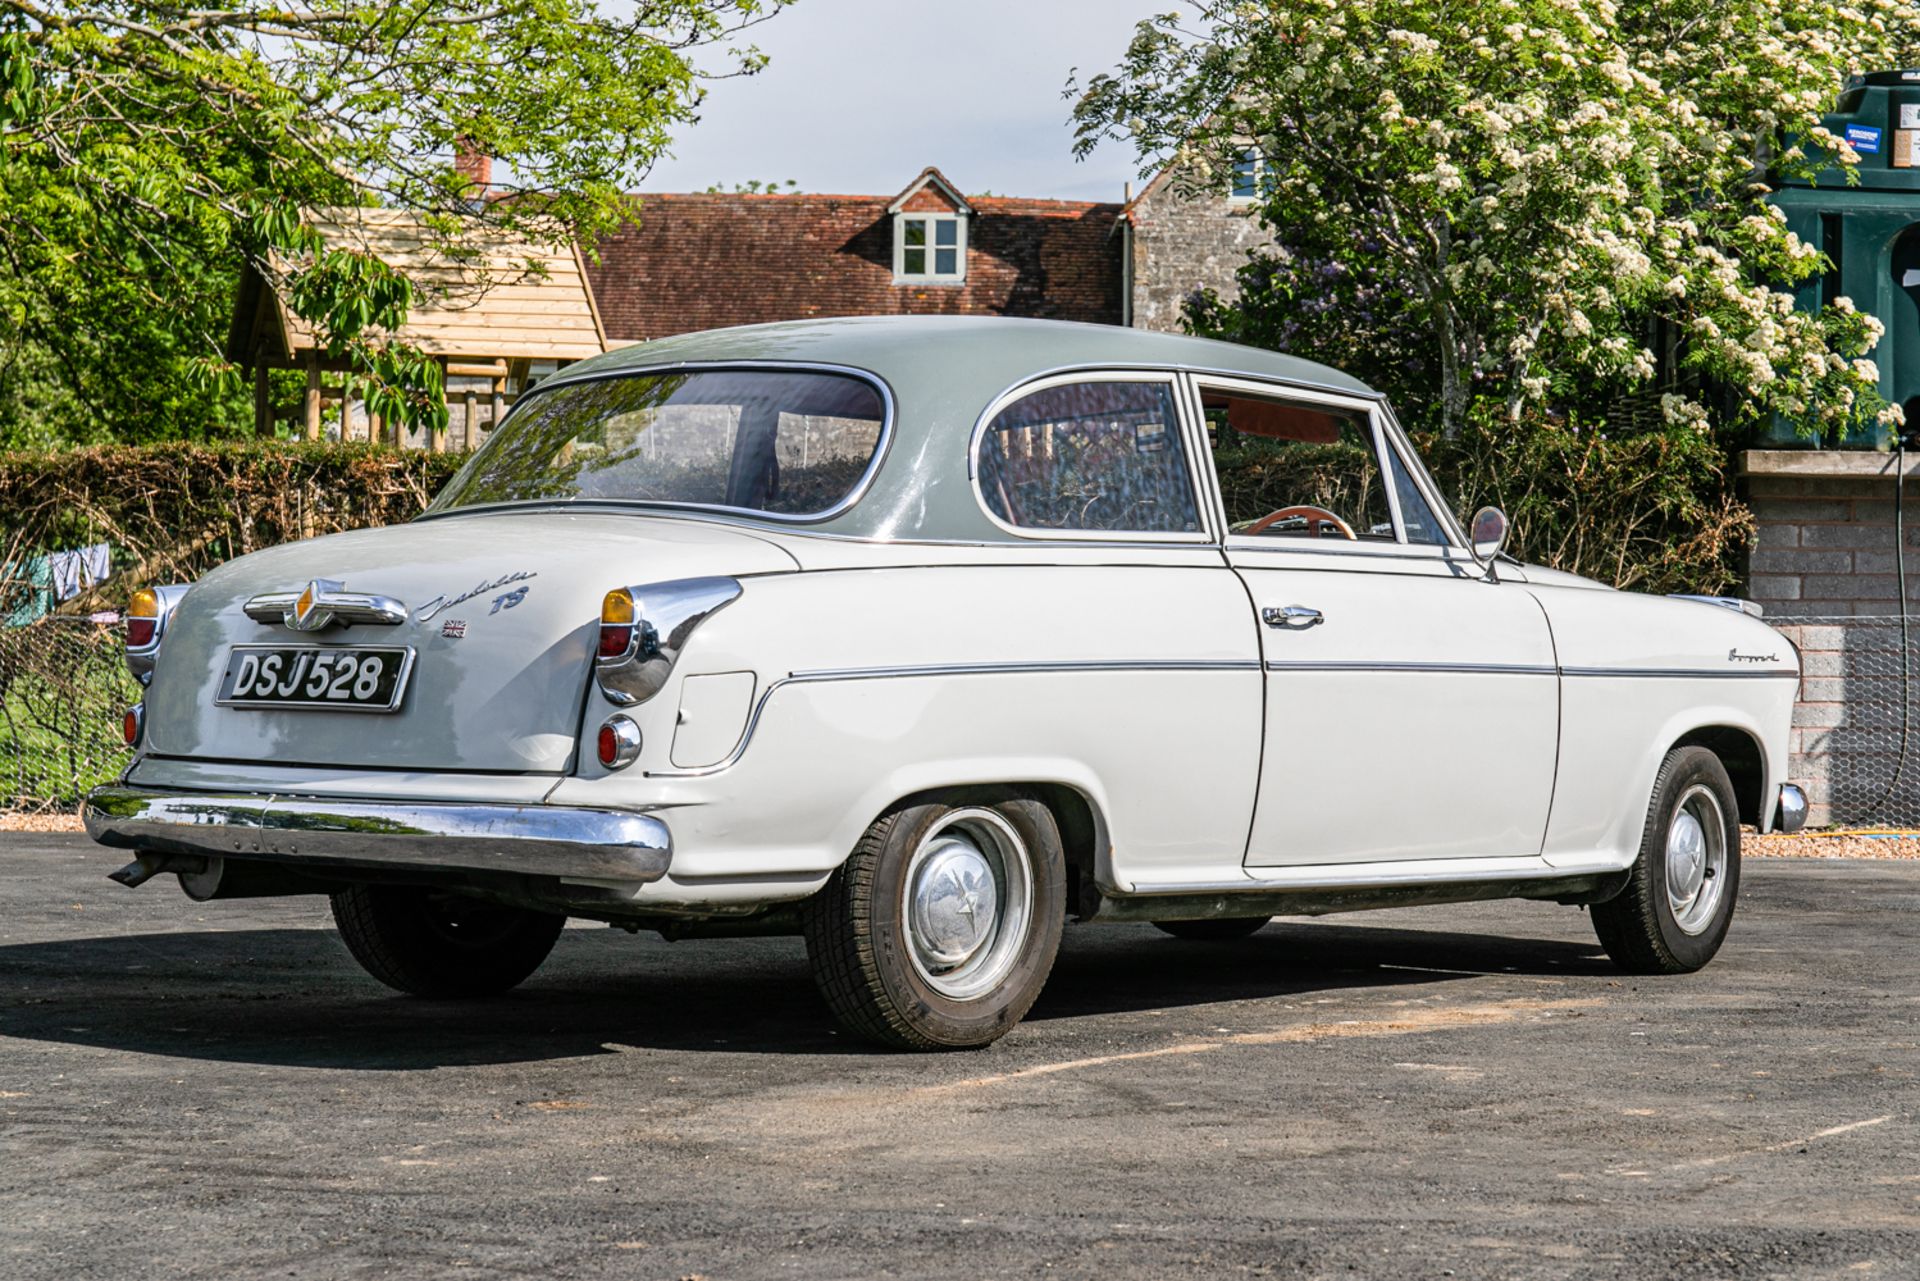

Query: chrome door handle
[1263,605,1323,629]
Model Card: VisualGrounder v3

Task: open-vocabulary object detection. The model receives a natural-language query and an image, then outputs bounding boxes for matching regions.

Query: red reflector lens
[126,618,156,648]
[122,708,140,746]
[598,625,633,658]
[597,724,619,766]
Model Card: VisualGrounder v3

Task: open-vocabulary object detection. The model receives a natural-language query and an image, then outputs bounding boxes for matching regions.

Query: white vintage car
[86,317,1806,1049]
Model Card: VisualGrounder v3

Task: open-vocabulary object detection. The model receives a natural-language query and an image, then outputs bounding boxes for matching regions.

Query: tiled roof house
[585,167,1127,341]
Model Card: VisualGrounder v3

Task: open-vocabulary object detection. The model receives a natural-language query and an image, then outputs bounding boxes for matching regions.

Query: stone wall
[1125,170,1275,333]
[1741,451,1920,827]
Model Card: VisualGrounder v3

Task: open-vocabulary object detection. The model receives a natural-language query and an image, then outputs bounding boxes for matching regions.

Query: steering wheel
[1247,505,1357,540]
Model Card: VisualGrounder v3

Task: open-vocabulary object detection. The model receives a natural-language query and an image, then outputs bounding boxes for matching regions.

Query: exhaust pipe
[109,853,335,900]
[108,853,207,888]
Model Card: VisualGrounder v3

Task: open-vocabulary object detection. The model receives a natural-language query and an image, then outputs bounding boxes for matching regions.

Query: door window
[1203,388,1393,541]
[976,381,1201,534]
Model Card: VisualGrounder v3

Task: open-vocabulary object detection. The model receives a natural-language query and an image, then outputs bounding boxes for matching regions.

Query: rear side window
[976,381,1201,535]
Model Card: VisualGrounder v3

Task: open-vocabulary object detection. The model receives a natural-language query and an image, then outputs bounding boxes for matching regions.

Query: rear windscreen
[430,369,887,518]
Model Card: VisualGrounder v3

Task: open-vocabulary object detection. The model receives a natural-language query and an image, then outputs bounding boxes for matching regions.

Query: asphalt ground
[2,834,1916,1281]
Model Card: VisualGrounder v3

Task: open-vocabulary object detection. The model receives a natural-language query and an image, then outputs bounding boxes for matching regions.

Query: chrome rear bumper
[83,786,671,884]
[1776,783,1809,835]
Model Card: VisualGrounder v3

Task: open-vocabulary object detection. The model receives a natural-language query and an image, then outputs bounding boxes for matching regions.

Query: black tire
[1591,745,1741,974]
[802,788,1067,1050]
[329,883,566,998]
[1152,917,1271,941]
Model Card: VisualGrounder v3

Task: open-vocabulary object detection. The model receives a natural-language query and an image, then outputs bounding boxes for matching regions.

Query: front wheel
[330,883,566,998]
[802,789,1067,1050]
[1591,745,1741,974]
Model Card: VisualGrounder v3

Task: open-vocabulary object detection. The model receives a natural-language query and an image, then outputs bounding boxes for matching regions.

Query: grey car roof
[514,315,1382,542]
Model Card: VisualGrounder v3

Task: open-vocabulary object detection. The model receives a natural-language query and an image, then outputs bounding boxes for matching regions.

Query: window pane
[1206,392,1393,541]
[978,382,1199,534]
[904,219,926,247]
[431,370,885,518]
[1231,150,1259,199]
[1385,440,1449,545]
[934,220,958,246]
[935,247,957,274]
[904,247,926,274]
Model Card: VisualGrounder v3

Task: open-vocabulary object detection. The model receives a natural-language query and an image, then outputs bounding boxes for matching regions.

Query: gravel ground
[1750,833,1920,859]
[2,832,1917,1280]
[0,811,84,833]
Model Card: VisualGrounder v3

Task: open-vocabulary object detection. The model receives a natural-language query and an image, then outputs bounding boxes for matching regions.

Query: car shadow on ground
[0,918,1613,1069]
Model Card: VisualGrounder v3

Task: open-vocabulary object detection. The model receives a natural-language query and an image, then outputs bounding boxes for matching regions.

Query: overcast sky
[640,0,1159,201]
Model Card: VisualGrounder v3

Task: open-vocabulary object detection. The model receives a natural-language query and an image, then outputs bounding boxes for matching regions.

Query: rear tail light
[125,584,189,686]
[593,578,742,706]
[596,714,642,769]
[126,588,160,649]
[599,589,636,659]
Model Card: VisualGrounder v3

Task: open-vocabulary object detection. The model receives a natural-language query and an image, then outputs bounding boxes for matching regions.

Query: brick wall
[1742,453,1920,827]
[1745,472,1920,618]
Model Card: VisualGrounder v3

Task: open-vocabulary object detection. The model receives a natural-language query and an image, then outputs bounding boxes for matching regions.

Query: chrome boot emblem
[243,580,409,631]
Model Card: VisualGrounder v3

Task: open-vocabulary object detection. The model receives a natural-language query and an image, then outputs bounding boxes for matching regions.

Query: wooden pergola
[227,209,610,450]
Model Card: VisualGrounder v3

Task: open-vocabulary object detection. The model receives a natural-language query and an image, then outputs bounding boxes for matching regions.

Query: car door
[1187,375,1560,868]
[959,370,1267,888]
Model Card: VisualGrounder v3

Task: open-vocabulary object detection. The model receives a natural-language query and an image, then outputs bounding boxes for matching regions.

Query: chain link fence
[0,618,136,812]
[1771,614,1920,829]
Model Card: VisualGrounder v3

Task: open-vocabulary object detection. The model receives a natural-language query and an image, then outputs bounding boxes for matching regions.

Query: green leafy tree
[1071,0,1916,440]
[0,0,788,446]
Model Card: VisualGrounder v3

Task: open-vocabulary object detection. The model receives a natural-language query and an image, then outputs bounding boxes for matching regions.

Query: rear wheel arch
[1670,725,1767,827]
[856,779,1109,918]
[1021,782,1106,920]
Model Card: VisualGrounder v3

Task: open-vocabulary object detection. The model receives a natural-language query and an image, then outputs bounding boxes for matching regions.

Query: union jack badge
[440,619,467,639]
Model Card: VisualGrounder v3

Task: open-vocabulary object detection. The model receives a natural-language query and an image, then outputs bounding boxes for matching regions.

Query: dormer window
[896,213,966,282]
[887,166,974,286]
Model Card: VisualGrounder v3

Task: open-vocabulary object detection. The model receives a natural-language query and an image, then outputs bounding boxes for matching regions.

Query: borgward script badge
[415,571,537,623]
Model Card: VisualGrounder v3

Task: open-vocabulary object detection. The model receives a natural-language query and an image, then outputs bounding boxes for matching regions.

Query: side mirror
[1468,506,1510,579]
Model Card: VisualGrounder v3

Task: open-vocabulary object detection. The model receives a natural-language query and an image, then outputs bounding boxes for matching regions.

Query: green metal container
[1768,70,1920,447]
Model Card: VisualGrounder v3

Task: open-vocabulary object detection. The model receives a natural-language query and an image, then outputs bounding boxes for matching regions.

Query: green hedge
[0,422,1749,609]
[1415,415,1751,597]
[1,442,466,611]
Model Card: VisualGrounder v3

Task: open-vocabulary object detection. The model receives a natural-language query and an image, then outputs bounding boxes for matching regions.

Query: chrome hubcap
[1665,784,1728,936]
[902,808,1033,1000]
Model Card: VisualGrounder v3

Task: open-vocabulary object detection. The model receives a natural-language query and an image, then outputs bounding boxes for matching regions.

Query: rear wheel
[1152,917,1271,941]
[1591,746,1741,974]
[330,883,565,998]
[803,789,1066,1050]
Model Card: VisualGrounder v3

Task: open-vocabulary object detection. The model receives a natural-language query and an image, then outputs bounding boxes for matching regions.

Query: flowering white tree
[1072,0,1917,438]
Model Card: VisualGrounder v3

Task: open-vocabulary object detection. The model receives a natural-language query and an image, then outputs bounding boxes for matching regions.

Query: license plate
[216,645,415,712]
